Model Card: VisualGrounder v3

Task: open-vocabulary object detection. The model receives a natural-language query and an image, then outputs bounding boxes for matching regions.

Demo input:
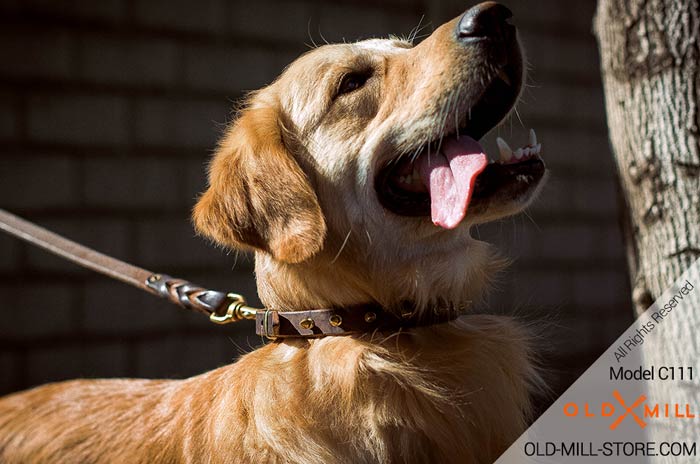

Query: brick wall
[0,0,633,407]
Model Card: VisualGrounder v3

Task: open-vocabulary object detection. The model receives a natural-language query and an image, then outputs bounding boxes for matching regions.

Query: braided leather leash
[0,209,460,339]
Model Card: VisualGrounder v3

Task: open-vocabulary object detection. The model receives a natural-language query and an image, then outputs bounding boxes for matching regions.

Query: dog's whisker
[411,31,432,42]
[225,336,251,357]
[407,15,424,44]
[407,16,434,45]
[522,209,541,231]
[317,26,331,46]
[435,88,457,154]
[453,84,464,138]
[331,228,352,263]
[513,105,525,128]
[306,18,319,49]
[408,145,422,164]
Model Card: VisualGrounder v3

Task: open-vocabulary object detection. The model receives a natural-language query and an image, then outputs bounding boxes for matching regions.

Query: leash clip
[209,293,257,324]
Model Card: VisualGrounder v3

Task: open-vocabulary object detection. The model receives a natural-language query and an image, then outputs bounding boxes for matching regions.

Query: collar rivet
[329,314,343,327]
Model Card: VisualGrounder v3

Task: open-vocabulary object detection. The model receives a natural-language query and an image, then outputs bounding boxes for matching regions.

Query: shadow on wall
[0,0,632,415]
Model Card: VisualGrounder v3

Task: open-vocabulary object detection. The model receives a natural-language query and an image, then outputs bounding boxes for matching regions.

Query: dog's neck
[253,239,504,317]
[229,247,535,463]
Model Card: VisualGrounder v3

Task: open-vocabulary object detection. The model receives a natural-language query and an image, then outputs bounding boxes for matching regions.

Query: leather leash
[0,208,255,322]
[0,209,459,339]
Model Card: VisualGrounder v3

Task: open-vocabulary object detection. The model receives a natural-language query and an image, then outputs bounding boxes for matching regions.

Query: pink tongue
[416,136,487,229]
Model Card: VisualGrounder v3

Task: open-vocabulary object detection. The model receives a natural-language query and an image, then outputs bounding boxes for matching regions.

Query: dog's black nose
[457,2,513,42]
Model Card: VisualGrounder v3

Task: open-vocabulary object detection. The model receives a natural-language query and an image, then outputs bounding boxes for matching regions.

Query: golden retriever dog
[0,2,546,463]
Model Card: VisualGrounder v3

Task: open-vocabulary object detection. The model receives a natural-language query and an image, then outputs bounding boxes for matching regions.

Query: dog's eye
[337,72,370,97]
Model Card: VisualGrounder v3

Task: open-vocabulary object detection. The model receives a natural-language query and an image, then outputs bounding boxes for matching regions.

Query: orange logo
[609,390,646,430]
[563,390,695,430]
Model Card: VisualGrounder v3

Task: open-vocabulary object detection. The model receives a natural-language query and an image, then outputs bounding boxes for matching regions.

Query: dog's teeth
[496,137,513,162]
[529,128,537,147]
[496,69,511,86]
[535,143,542,154]
[514,148,523,159]
[523,147,531,157]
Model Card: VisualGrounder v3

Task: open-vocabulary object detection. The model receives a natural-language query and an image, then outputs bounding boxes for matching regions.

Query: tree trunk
[595,1,700,454]
[594,0,700,316]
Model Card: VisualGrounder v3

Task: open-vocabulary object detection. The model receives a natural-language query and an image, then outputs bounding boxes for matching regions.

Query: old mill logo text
[563,390,696,430]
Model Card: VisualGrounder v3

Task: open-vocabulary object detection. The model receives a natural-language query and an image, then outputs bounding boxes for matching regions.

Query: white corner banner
[496,258,700,463]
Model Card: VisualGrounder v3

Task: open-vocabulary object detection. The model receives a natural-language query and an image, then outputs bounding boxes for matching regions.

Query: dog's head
[194,2,546,312]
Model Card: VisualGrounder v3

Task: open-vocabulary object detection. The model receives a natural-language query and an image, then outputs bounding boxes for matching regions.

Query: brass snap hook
[209,293,259,324]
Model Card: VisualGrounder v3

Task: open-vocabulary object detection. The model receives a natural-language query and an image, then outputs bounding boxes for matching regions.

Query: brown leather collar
[255,305,461,339]
[0,208,462,340]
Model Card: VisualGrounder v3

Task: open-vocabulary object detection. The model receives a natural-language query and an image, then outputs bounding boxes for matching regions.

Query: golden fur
[0,10,542,464]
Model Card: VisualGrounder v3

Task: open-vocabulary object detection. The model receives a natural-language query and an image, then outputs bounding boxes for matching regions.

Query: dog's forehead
[274,39,411,121]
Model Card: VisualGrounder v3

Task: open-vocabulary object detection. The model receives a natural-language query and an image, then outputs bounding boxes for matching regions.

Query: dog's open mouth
[376,66,545,228]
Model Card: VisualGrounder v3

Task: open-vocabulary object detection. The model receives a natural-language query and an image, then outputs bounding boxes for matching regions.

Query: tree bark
[595,1,700,454]
[594,0,700,316]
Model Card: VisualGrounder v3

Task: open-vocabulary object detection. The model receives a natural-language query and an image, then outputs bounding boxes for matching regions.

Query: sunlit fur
[0,11,542,464]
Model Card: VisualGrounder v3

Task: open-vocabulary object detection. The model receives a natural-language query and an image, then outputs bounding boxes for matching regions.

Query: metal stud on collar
[329,314,343,327]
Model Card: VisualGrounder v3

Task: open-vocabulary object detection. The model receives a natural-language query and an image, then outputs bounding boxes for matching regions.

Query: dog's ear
[193,101,326,264]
